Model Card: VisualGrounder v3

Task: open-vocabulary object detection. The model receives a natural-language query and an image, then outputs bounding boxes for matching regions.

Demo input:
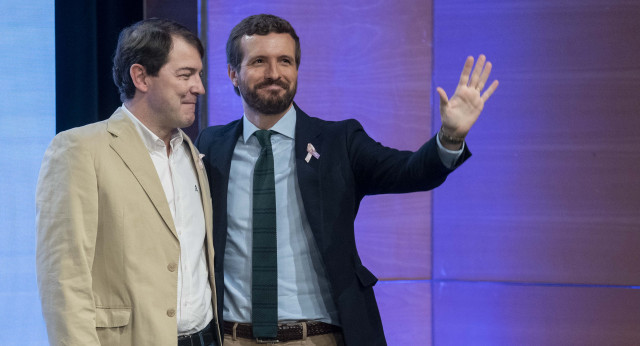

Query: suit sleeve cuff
[436,133,465,169]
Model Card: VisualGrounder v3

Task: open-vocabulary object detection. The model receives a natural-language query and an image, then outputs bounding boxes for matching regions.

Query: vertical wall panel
[0,1,55,344]
[433,0,640,285]
[206,1,434,280]
[432,0,640,343]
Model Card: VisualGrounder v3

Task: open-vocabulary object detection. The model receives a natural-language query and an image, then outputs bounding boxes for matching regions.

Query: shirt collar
[122,104,183,152]
[242,105,297,144]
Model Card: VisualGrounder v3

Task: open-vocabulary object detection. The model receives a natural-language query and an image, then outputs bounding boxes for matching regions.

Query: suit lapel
[207,120,243,251]
[106,109,179,240]
[212,121,243,195]
[294,106,325,244]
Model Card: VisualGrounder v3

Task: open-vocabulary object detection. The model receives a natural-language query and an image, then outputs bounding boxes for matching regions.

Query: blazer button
[167,263,177,272]
[167,308,176,317]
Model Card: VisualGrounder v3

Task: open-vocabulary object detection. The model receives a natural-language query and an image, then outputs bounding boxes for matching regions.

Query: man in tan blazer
[36,19,221,346]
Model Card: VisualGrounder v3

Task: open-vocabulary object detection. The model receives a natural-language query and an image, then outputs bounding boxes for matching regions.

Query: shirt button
[167,309,176,317]
[167,263,177,272]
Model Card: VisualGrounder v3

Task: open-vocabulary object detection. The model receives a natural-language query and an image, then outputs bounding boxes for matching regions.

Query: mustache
[255,79,289,90]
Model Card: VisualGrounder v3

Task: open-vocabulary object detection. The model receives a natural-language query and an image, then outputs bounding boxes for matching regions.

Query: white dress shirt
[123,106,212,335]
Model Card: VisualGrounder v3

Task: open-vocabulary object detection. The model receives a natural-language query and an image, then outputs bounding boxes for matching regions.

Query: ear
[130,64,150,93]
[228,64,238,87]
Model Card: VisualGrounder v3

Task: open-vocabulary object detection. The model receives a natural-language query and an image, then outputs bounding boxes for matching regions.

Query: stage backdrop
[4,0,639,345]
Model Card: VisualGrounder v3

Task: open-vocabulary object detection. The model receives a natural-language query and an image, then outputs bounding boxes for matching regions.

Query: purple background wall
[432,0,640,344]
[204,0,640,344]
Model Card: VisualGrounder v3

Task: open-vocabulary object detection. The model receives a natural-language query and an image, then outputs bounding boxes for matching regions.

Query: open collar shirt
[123,105,213,335]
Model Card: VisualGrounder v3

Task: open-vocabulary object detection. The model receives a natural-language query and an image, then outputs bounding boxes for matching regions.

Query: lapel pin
[305,143,320,163]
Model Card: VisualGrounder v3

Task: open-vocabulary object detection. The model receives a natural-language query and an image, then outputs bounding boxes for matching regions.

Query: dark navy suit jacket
[195,104,470,345]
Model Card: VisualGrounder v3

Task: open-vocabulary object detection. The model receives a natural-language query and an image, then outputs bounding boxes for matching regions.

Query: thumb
[436,87,449,106]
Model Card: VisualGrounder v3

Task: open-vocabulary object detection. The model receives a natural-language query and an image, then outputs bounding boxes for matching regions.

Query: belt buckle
[255,338,279,344]
[177,335,193,346]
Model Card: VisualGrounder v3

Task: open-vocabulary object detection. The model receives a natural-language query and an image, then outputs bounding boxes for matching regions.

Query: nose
[191,73,206,95]
[264,62,280,80]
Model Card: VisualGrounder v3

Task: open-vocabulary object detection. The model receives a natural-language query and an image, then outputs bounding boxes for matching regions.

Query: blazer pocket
[95,307,131,328]
[355,265,378,288]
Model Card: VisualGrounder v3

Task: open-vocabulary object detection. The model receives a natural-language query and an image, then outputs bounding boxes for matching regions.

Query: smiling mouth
[257,80,289,90]
[261,85,284,91]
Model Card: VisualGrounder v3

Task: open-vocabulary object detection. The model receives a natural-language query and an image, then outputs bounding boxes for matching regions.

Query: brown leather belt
[224,321,342,343]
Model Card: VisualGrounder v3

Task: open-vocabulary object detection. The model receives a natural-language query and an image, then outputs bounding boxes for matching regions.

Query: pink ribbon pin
[305,143,320,163]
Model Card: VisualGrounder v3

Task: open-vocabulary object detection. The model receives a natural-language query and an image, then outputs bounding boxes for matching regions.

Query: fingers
[458,56,474,88]
[469,54,486,89]
[476,61,492,91]
[436,87,449,106]
[453,54,499,100]
[481,80,499,102]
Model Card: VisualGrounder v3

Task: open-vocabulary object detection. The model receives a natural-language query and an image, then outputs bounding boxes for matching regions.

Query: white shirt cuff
[436,132,464,169]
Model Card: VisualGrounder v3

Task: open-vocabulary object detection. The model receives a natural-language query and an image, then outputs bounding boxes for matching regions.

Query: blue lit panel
[0,1,55,345]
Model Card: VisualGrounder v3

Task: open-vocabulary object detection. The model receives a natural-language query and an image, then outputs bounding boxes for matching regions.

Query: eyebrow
[175,67,198,74]
[248,54,295,61]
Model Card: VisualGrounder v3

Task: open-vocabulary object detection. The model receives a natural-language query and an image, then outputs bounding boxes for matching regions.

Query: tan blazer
[36,108,221,346]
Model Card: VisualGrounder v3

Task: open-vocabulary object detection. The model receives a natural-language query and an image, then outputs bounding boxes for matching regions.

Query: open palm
[436,55,499,138]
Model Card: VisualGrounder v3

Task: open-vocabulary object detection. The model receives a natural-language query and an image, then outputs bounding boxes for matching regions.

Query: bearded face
[237,76,297,115]
[232,33,299,116]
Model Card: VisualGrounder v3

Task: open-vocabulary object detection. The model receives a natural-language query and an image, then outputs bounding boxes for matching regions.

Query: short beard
[239,78,297,115]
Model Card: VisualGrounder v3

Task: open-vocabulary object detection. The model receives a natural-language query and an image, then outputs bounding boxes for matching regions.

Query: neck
[124,99,174,147]
[243,102,293,130]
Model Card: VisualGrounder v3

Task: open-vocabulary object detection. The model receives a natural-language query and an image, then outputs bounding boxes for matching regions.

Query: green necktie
[252,130,278,339]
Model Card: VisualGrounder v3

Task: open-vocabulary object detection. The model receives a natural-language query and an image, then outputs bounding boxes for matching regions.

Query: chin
[178,114,196,128]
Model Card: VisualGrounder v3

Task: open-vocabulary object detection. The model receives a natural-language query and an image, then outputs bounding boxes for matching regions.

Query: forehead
[240,33,296,59]
[165,36,202,67]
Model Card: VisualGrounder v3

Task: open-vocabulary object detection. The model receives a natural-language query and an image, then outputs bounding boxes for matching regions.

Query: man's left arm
[349,55,498,194]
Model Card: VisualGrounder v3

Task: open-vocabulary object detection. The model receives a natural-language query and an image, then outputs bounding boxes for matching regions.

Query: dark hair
[112,18,204,102]
[226,14,301,95]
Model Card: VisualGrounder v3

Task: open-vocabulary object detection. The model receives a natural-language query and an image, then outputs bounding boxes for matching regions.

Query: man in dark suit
[196,14,498,346]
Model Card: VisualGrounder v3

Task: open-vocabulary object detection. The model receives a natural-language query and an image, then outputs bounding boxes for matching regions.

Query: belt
[178,321,215,346]
[224,321,341,343]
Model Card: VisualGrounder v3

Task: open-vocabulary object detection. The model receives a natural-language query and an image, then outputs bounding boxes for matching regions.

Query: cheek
[243,72,260,85]
[285,69,298,82]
